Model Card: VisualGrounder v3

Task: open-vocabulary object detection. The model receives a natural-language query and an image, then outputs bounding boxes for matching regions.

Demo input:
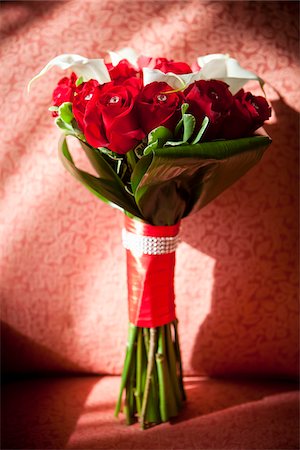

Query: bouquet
[29,50,272,428]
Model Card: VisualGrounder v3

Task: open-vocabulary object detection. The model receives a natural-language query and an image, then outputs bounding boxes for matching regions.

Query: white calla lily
[143,68,202,90]
[28,54,111,92]
[108,48,139,68]
[197,53,263,94]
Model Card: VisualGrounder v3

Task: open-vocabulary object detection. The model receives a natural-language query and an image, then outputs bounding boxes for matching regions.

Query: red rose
[74,79,145,154]
[138,56,192,74]
[184,80,233,139]
[73,79,99,130]
[106,59,139,82]
[117,75,143,93]
[52,72,77,114]
[136,82,184,134]
[221,90,271,139]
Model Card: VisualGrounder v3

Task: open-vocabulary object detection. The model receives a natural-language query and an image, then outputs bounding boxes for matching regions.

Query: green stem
[114,323,138,417]
[162,325,179,417]
[126,149,137,173]
[115,321,185,427]
[140,328,157,429]
[156,327,168,421]
[156,326,178,422]
[143,327,150,353]
[135,328,143,415]
[165,324,183,407]
[148,356,160,423]
[145,353,161,425]
[173,320,186,401]
[125,346,136,425]
[142,327,161,424]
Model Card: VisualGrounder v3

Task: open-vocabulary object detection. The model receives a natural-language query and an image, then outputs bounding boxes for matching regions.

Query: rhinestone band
[122,229,180,256]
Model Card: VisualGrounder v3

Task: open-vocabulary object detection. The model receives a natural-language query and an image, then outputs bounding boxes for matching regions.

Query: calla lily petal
[108,48,139,68]
[143,68,202,90]
[28,54,111,92]
[197,53,263,94]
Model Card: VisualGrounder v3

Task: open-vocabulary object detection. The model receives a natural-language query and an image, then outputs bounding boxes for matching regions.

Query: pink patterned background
[1,0,299,379]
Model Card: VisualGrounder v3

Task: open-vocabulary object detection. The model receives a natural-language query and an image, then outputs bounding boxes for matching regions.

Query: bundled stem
[115,320,186,429]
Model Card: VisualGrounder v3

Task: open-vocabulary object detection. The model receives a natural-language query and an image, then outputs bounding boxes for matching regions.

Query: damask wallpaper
[1,0,299,378]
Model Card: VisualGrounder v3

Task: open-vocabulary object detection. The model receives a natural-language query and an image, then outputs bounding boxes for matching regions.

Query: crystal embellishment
[122,229,180,256]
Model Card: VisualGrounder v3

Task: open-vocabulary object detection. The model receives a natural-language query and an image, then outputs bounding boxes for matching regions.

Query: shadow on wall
[1,322,101,449]
[182,97,299,379]
[1,321,87,375]
[0,1,63,41]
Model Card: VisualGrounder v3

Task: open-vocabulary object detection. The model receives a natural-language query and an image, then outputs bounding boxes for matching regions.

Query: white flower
[197,53,263,94]
[108,48,203,90]
[141,53,263,94]
[108,47,139,68]
[28,54,111,92]
[142,68,202,89]
[28,51,263,97]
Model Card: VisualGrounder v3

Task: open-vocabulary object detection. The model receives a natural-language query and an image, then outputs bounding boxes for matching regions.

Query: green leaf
[79,141,131,189]
[126,149,137,172]
[49,106,59,112]
[97,146,123,160]
[165,113,196,146]
[182,114,196,142]
[148,126,173,146]
[163,140,186,147]
[191,116,209,144]
[59,102,73,124]
[75,76,84,86]
[181,102,189,116]
[59,136,143,218]
[131,152,153,193]
[55,112,86,142]
[144,126,173,155]
[133,134,272,225]
[144,141,159,155]
[58,130,271,228]
[55,117,74,133]
[175,103,189,136]
[133,141,147,159]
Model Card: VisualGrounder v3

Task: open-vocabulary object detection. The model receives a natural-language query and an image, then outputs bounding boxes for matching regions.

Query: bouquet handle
[114,215,186,428]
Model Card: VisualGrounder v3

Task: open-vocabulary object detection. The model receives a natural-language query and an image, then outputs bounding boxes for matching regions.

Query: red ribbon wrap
[124,216,180,328]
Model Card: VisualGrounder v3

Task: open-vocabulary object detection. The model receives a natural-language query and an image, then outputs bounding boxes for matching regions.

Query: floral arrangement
[30,50,271,428]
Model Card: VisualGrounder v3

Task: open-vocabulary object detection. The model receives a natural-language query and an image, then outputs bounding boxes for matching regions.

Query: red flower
[117,76,143,93]
[221,90,272,139]
[73,79,99,130]
[138,56,192,74]
[52,72,77,114]
[184,80,233,139]
[74,79,145,154]
[136,82,185,134]
[106,59,139,82]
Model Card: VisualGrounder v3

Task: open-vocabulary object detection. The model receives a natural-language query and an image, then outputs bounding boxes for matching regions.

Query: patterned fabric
[1,1,299,377]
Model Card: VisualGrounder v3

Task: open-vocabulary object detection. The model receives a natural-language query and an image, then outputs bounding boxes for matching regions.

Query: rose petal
[28,54,110,92]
